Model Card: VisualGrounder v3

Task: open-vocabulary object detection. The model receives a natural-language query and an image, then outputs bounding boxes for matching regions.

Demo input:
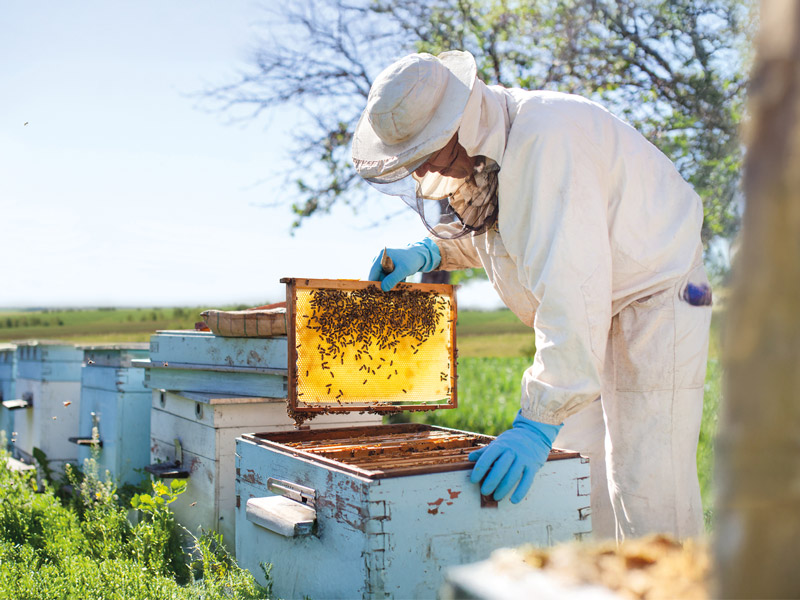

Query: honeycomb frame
[282,278,458,415]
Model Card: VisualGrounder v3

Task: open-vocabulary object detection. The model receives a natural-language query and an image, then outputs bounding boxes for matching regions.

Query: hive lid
[282,278,457,416]
[78,343,150,367]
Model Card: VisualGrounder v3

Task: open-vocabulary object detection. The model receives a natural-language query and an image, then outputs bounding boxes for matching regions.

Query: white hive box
[137,330,381,550]
[72,344,151,486]
[235,425,591,599]
[11,341,83,471]
[0,344,17,450]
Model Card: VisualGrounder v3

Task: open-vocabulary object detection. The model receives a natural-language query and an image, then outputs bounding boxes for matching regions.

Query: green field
[0,306,245,344]
[0,305,531,346]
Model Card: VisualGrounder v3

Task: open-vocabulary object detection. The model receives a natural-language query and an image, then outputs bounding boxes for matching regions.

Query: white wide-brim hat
[352,50,477,183]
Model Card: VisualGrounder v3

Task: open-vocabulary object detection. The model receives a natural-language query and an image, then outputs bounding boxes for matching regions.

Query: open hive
[244,424,581,479]
[282,278,457,417]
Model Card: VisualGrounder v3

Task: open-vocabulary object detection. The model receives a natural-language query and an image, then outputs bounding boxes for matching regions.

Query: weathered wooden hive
[9,341,83,471]
[0,343,17,450]
[134,323,381,549]
[234,279,592,599]
[71,344,151,486]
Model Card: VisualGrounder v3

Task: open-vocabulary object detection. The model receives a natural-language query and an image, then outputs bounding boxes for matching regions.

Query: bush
[0,448,269,599]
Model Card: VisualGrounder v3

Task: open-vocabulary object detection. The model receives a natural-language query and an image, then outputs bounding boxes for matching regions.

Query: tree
[205,0,751,244]
[714,1,800,597]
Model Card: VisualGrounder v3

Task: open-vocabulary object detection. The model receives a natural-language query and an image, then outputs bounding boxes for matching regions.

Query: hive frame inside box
[282,277,458,416]
[235,424,591,599]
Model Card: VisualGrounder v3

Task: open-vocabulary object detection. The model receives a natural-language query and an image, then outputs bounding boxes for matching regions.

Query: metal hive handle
[246,496,317,538]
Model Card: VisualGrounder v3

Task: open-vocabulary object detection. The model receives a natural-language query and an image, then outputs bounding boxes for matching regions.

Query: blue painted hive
[73,344,151,486]
[12,340,83,470]
[234,279,591,599]
[0,344,17,450]
[135,324,382,551]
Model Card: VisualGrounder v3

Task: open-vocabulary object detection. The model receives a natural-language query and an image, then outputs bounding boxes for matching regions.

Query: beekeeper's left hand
[468,411,562,503]
[367,238,441,292]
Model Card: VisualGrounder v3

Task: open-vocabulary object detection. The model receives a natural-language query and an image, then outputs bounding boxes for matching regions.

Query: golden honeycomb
[292,283,455,409]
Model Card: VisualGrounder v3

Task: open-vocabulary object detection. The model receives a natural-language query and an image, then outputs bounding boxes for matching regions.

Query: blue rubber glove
[367,238,441,292]
[469,410,563,503]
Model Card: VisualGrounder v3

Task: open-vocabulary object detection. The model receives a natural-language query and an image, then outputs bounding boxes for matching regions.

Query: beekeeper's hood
[352,51,509,238]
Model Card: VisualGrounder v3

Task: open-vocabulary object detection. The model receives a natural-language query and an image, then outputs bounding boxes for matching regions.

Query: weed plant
[0,446,270,599]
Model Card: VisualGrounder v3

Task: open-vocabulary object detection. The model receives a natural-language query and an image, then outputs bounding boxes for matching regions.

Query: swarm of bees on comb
[291,284,455,418]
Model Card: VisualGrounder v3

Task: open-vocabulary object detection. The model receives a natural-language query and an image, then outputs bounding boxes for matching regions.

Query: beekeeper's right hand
[468,410,563,503]
[368,238,441,292]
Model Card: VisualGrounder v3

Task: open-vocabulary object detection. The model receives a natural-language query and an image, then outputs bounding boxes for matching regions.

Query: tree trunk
[714,1,800,597]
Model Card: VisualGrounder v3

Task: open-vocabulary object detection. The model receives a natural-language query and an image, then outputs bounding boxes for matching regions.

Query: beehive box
[139,330,288,397]
[73,344,151,485]
[234,280,590,598]
[235,425,591,599]
[0,344,17,450]
[139,330,382,549]
[11,341,83,470]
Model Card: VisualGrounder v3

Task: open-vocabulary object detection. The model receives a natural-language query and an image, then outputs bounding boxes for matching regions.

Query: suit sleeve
[430,223,485,270]
[499,116,613,425]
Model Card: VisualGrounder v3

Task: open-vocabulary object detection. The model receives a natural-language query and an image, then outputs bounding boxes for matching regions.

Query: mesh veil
[368,157,499,240]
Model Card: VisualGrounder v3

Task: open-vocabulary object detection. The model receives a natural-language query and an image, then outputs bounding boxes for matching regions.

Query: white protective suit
[431,80,712,541]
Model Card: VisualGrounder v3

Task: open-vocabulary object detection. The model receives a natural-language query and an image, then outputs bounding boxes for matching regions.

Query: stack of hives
[134,296,384,550]
[9,341,83,472]
[0,343,17,451]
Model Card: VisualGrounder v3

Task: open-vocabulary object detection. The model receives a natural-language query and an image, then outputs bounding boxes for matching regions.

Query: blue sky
[1,1,500,309]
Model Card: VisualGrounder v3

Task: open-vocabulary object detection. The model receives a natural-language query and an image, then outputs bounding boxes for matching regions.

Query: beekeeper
[352,50,713,542]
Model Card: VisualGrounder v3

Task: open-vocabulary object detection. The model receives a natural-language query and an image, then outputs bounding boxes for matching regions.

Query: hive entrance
[282,279,457,415]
